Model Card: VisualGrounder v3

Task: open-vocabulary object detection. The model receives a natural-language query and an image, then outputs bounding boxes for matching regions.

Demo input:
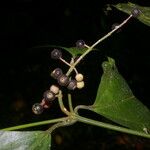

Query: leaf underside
[0,131,51,150]
[114,2,150,26]
[33,45,88,57]
[59,46,88,57]
[92,57,150,133]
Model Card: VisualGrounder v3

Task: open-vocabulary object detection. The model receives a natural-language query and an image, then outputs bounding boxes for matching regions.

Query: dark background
[0,0,150,149]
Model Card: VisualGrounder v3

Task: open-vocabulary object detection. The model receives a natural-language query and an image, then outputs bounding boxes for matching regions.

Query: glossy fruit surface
[76,40,85,48]
[75,73,84,82]
[51,68,63,79]
[51,49,62,59]
[58,74,69,86]
[67,79,77,90]
[32,103,44,115]
[77,81,85,89]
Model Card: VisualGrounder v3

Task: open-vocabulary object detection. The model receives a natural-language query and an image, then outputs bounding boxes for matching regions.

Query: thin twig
[74,105,93,114]
[1,117,68,131]
[57,90,70,116]
[76,115,150,139]
[66,15,132,76]
[47,116,77,134]
[60,58,78,74]
[68,94,74,113]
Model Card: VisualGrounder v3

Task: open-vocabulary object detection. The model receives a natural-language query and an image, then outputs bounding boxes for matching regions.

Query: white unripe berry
[50,85,59,94]
[77,81,85,89]
[75,73,84,82]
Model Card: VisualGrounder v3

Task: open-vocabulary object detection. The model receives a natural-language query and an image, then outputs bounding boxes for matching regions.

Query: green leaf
[92,57,150,133]
[0,131,51,150]
[114,2,150,26]
[32,45,88,57]
[58,46,88,57]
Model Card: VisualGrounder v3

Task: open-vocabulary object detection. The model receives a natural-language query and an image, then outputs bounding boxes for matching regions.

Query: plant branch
[74,105,92,114]
[66,15,132,76]
[60,57,78,74]
[68,93,74,113]
[2,108,150,139]
[57,90,71,116]
[76,115,150,139]
[1,117,68,131]
[47,116,77,134]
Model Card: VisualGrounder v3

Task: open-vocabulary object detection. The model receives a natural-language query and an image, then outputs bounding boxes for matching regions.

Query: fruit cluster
[32,40,85,115]
[32,84,59,115]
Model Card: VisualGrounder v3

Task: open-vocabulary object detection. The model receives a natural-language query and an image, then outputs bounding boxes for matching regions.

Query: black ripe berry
[51,49,62,59]
[51,68,63,79]
[43,90,55,102]
[76,40,85,48]
[131,8,141,17]
[67,79,77,90]
[58,74,69,86]
[32,103,44,115]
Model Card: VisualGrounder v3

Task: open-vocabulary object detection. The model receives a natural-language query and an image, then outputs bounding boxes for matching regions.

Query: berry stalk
[66,14,132,76]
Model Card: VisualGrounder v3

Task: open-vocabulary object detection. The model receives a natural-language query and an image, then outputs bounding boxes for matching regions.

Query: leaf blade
[92,57,150,133]
[59,46,88,57]
[32,45,88,57]
[114,2,150,26]
[0,131,51,150]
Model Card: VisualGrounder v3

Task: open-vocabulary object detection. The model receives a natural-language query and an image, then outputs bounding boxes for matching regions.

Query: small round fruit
[77,81,85,89]
[51,49,62,59]
[58,74,69,86]
[75,73,84,82]
[32,103,44,115]
[67,79,77,90]
[43,90,55,102]
[76,40,85,48]
[51,68,63,79]
[131,8,141,17]
[50,85,59,94]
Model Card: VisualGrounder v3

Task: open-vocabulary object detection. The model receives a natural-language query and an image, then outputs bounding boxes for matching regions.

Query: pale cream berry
[77,81,85,89]
[50,85,59,94]
[75,73,84,82]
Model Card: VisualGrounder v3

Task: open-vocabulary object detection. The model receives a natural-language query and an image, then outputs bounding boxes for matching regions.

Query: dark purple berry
[58,74,69,86]
[131,8,141,17]
[43,90,55,102]
[51,68,63,79]
[51,49,62,59]
[67,79,77,90]
[76,40,85,48]
[32,103,44,115]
